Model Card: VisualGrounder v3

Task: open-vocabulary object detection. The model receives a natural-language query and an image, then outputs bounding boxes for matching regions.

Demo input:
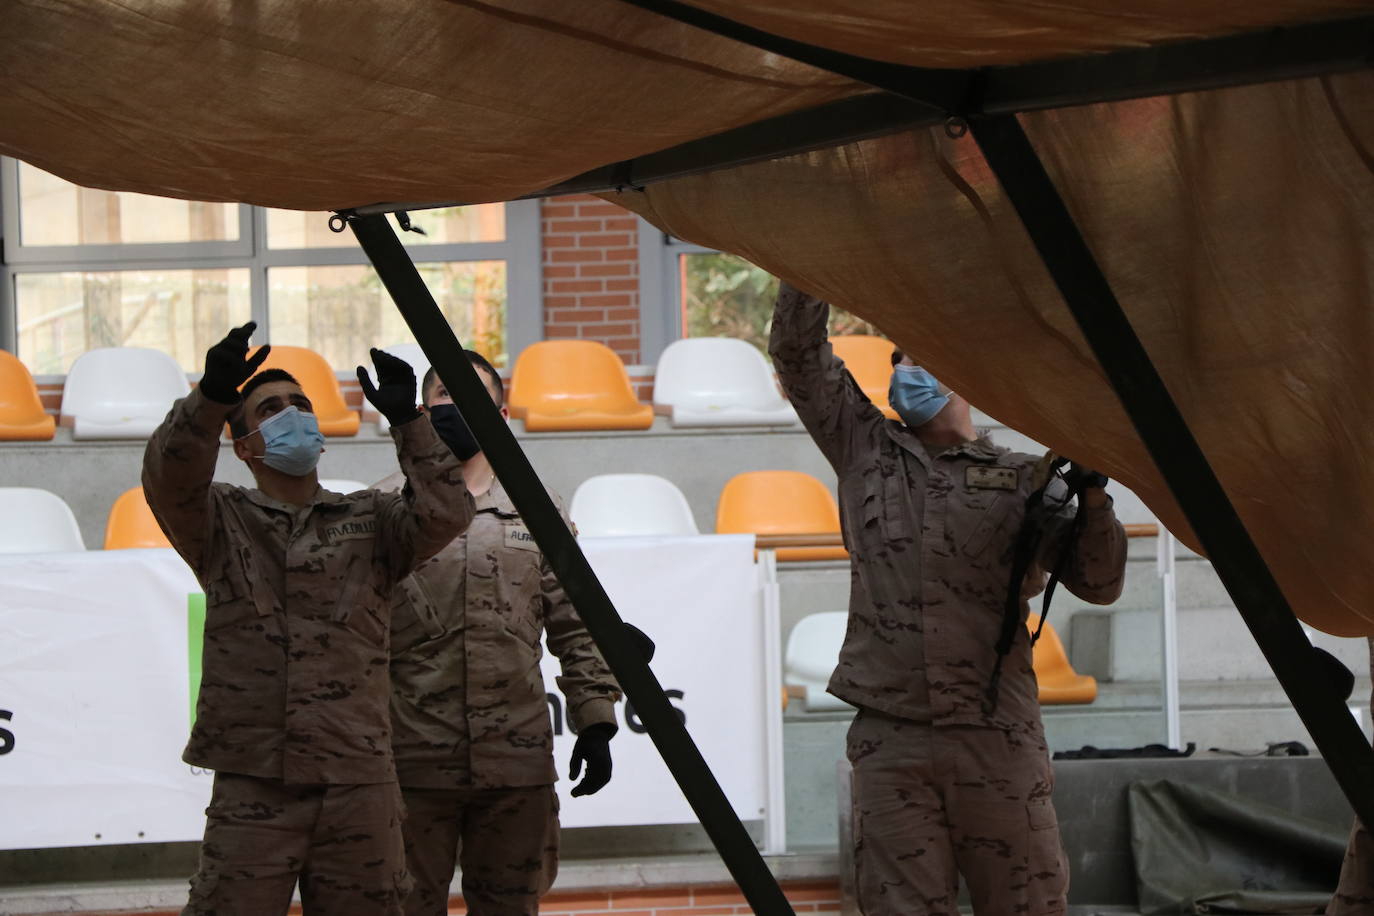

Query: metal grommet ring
[328,213,349,233]
[944,117,969,139]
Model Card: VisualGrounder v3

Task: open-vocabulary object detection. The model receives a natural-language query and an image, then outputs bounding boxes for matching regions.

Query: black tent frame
[339,8,1374,913]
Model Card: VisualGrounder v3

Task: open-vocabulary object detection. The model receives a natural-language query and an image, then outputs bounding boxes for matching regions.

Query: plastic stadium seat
[507,340,653,432]
[784,611,852,711]
[828,335,898,421]
[247,345,359,436]
[715,470,847,562]
[0,488,85,553]
[0,350,56,441]
[319,478,368,494]
[104,487,171,550]
[1027,613,1098,704]
[652,338,798,428]
[61,347,189,439]
[374,343,432,433]
[570,474,700,537]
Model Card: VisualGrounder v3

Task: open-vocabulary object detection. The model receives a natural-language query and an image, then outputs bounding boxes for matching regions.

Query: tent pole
[968,113,1374,827]
[345,213,795,916]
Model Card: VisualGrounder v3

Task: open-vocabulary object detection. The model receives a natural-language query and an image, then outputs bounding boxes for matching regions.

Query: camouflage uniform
[770,283,1127,916]
[1327,637,1374,915]
[143,388,474,916]
[376,471,620,916]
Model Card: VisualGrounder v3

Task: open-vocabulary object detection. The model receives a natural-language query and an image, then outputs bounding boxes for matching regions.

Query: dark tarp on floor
[1129,779,1348,914]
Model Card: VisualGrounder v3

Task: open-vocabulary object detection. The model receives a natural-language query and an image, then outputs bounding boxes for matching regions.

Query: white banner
[0,535,766,850]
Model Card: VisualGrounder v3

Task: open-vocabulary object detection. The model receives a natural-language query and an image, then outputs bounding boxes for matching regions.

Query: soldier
[1327,637,1374,914]
[143,322,474,916]
[770,283,1128,916]
[375,351,622,916]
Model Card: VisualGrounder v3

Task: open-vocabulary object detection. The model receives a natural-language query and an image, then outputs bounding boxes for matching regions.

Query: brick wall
[541,195,641,365]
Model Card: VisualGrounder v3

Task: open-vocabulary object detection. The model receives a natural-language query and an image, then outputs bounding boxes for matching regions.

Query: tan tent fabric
[2,1,1374,634]
[0,0,861,209]
[614,72,1374,636]
[683,1,1374,68]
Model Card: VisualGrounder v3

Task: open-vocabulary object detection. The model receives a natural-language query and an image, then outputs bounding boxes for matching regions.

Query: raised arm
[768,281,885,472]
[142,322,268,575]
[1029,470,1128,605]
[363,348,475,579]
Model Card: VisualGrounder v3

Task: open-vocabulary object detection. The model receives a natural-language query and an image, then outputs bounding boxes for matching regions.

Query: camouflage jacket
[143,388,473,784]
[377,472,621,789]
[770,283,1127,734]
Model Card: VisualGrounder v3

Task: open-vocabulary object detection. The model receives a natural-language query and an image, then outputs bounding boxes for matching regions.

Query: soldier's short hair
[421,351,504,406]
[227,368,302,439]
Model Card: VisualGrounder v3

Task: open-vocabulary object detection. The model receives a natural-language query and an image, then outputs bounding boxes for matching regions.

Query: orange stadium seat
[716,470,847,562]
[246,345,360,436]
[507,340,653,432]
[828,335,898,420]
[0,350,56,441]
[104,486,172,550]
[1027,613,1098,704]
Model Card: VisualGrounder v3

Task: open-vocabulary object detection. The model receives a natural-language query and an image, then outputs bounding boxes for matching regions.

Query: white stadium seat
[62,347,189,439]
[375,344,432,433]
[784,611,852,712]
[318,478,369,494]
[0,487,86,553]
[653,337,799,428]
[570,473,700,537]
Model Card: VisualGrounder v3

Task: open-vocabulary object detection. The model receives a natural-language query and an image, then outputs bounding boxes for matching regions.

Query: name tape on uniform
[965,466,1018,491]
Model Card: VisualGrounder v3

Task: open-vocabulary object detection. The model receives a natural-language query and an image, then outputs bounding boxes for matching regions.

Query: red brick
[604,247,638,261]
[578,232,632,248]
[548,279,605,293]
[603,280,639,294]
[579,263,634,278]
[543,265,578,279]
[540,203,579,218]
[539,890,612,910]
[550,249,605,263]
[609,888,694,909]
[691,886,746,907]
[578,293,633,307]
[591,322,636,336]
[605,307,640,320]
[548,219,604,233]
[543,324,581,337]
[603,216,638,231]
[578,201,627,216]
[549,308,605,323]
[542,234,578,248]
[542,295,579,309]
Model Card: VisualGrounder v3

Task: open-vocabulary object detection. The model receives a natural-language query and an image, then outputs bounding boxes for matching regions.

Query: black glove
[200,322,270,404]
[569,722,616,797]
[357,347,421,426]
[1066,462,1109,491]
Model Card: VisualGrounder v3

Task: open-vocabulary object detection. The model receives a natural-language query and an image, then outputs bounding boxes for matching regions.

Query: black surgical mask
[428,403,481,460]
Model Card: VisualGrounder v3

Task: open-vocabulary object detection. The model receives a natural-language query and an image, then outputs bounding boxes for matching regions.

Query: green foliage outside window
[681,252,883,354]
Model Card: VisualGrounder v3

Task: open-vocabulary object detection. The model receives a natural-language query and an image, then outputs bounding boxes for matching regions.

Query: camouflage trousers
[846,709,1068,916]
[400,784,559,916]
[1327,817,1374,914]
[183,772,409,916]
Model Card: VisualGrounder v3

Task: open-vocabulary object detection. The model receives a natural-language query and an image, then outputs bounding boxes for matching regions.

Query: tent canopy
[3,0,1374,638]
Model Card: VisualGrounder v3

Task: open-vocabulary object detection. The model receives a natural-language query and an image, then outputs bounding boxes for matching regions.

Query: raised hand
[357,347,421,426]
[200,322,270,404]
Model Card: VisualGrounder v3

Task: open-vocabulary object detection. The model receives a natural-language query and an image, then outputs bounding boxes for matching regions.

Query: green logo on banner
[188,593,205,728]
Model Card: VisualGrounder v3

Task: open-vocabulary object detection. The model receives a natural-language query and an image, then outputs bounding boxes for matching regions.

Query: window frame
[0,157,542,376]
[637,217,715,366]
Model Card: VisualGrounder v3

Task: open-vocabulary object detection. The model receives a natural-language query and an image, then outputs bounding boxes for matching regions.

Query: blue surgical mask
[888,364,950,428]
[244,406,325,477]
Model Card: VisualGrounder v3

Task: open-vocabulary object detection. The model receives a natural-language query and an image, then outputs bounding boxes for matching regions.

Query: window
[639,221,883,363]
[1,160,540,377]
